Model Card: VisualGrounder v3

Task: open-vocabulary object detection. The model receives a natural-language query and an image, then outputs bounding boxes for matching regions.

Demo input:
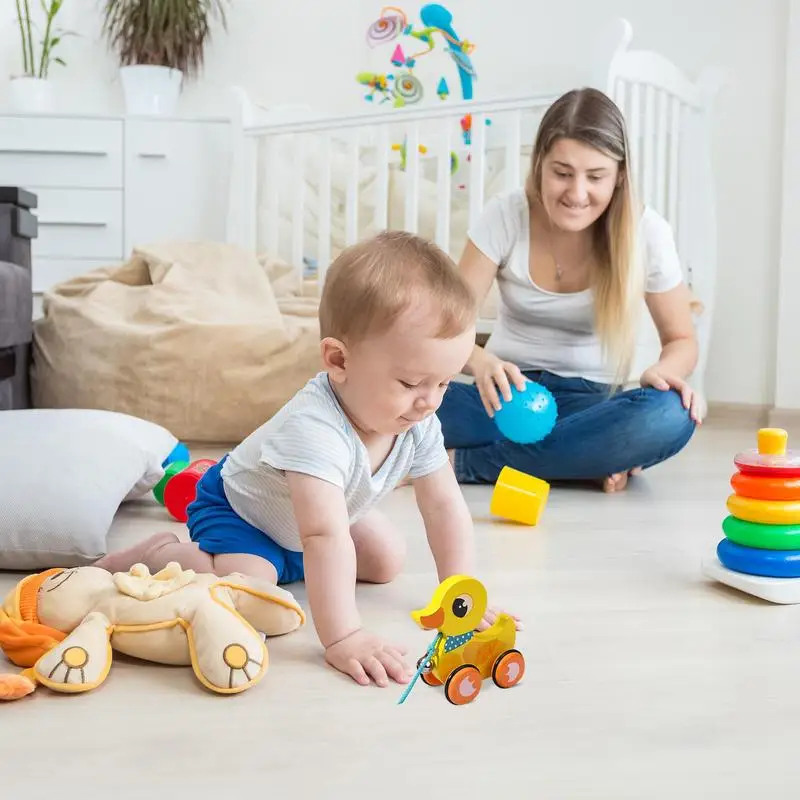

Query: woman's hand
[640,365,703,424]
[469,348,527,418]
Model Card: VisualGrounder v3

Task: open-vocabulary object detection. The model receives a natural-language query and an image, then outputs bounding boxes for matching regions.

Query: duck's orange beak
[417,607,445,630]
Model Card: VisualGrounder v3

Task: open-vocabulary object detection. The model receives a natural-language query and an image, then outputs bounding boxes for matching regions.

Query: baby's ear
[320,337,348,378]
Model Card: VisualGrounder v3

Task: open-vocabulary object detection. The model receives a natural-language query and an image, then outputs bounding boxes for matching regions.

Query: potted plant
[101,0,228,116]
[10,0,70,113]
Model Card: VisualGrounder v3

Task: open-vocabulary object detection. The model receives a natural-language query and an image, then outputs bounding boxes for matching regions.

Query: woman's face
[539,137,621,233]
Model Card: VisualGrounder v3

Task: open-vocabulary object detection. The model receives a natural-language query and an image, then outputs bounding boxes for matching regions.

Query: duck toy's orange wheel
[492,649,525,688]
[397,575,524,706]
[444,664,482,705]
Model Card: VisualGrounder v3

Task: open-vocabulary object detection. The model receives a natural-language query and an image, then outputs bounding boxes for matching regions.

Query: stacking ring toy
[717,538,800,578]
[722,515,800,550]
[730,472,800,501]
[726,494,800,525]
[734,427,800,477]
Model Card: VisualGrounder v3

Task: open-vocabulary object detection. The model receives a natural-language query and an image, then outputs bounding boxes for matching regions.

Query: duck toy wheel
[397,575,525,705]
[492,648,525,689]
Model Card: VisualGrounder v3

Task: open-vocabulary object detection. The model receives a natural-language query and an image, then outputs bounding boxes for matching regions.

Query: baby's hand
[325,629,413,687]
[478,605,523,632]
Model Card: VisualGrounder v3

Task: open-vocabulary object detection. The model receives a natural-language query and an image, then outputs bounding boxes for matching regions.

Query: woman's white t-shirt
[470,188,684,385]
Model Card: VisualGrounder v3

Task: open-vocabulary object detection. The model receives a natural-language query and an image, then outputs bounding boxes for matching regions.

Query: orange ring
[731,472,800,501]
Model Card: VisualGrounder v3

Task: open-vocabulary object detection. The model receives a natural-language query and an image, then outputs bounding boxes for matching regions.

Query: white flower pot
[120,65,183,116]
[8,77,54,113]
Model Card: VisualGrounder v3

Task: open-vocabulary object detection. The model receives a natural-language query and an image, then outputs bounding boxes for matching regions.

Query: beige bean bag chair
[32,241,321,443]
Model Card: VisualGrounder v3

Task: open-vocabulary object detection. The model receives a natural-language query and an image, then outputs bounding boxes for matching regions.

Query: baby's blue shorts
[186,457,305,585]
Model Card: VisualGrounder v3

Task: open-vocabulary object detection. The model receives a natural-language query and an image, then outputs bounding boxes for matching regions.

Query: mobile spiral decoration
[366,13,404,46]
[393,72,423,104]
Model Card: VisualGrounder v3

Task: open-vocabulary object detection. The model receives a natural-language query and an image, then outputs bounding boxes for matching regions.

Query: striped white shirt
[220,372,449,551]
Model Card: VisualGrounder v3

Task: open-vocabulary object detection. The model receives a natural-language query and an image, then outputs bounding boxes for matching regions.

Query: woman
[438,87,700,493]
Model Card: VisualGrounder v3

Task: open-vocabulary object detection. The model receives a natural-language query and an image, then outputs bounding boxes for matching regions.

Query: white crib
[225,17,723,403]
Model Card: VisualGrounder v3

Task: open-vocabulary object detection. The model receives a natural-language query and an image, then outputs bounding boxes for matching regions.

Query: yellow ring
[726,494,800,525]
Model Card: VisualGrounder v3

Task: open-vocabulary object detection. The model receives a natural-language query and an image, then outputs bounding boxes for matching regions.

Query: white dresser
[0,113,232,296]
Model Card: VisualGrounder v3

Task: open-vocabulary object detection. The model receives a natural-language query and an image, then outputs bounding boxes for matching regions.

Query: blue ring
[162,441,191,468]
[717,538,800,578]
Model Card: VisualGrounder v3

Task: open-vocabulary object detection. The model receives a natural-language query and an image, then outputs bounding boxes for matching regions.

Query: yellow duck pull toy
[398,575,524,705]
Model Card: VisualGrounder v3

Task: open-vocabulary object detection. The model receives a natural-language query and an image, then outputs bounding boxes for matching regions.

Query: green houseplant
[101,0,228,116]
[11,0,70,112]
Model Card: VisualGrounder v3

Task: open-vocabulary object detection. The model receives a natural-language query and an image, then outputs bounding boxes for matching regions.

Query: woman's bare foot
[602,467,643,493]
[94,531,180,574]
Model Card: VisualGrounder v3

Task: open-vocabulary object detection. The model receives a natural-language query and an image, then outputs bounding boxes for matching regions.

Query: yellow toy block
[490,466,550,526]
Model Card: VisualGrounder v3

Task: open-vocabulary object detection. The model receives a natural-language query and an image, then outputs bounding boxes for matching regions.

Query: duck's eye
[452,594,473,618]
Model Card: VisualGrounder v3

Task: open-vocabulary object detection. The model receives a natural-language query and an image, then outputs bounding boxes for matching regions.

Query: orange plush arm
[0,672,36,701]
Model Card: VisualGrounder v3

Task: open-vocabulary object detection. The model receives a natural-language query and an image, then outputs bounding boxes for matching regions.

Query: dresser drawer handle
[0,148,108,157]
[137,152,167,159]
[39,220,108,228]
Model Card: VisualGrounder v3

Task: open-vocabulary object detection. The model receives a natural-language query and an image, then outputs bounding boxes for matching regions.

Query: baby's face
[339,308,475,437]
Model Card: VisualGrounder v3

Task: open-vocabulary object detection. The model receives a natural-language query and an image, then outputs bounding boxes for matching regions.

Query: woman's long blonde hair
[525,88,642,386]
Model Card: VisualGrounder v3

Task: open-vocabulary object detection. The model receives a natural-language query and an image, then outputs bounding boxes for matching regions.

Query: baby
[96,230,518,687]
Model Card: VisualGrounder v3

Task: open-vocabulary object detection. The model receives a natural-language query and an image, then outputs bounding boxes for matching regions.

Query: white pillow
[0,409,178,570]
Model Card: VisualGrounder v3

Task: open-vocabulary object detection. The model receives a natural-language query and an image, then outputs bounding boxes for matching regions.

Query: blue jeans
[437,370,696,484]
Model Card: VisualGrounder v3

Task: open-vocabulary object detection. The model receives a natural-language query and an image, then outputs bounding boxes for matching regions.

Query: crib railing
[227,78,718,298]
[226,93,560,290]
[608,52,723,296]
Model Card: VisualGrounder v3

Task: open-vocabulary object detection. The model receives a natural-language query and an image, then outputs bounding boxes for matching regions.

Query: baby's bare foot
[94,531,180,574]
[602,467,642,493]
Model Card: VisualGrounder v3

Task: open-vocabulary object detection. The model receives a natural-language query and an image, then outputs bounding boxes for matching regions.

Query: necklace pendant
[555,263,562,280]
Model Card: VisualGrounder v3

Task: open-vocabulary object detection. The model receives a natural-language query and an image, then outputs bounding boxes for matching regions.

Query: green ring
[722,515,800,550]
[152,460,189,505]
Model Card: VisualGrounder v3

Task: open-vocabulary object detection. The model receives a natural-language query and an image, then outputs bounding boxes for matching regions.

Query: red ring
[734,457,800,478]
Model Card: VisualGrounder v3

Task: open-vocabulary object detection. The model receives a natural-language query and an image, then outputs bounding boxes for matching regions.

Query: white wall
[0,0,789,408]
[774,0,800,413]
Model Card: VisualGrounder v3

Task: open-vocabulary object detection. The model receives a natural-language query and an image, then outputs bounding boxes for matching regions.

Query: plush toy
[0,562,305,700]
